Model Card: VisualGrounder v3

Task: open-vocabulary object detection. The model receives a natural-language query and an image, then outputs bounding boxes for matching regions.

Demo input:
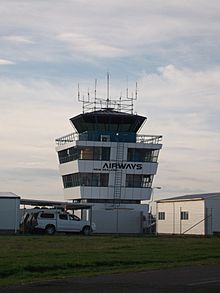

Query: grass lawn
[0,234,220,286]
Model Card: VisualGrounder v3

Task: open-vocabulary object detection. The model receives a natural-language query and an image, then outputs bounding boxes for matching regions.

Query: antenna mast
[106,72,110,108]
[94,79,97,111]
[77,83,84,113]
[77,75,138,114]
[135,82,138,100]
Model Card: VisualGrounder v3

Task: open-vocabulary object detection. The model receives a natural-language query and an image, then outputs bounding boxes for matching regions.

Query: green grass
[1,234,220,286]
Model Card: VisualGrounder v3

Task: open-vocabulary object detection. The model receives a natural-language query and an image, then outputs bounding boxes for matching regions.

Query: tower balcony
[56,132,162,146]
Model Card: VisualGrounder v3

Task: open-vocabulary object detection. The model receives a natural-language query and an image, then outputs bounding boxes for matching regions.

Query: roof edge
[156,192,220,203]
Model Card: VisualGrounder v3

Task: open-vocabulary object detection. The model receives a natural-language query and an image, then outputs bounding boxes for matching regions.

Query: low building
[0,192,20,234]
[156,193,220,235]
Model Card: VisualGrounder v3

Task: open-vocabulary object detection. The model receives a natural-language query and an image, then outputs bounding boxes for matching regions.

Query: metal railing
[55,133,79,146]
[56,132,162,146]
[136,135,162,144]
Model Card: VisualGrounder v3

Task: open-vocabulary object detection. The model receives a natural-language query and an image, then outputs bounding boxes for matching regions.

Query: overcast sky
[0,0,219,200]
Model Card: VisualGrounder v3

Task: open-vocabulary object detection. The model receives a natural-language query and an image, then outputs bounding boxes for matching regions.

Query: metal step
[113,142,124,207]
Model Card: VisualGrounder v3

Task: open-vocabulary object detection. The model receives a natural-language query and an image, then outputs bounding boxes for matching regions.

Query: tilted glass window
[58,147,80,164]
[62,173,80,188]
[100,147,111,161]
[127,148,159,162]
[62,173,109,188]
[58,146,110,164]
[80,147,110,161]
[80,147,93,160]
[125,174,153,188]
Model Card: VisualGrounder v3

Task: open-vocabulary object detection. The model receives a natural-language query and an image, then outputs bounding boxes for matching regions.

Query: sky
[0,0,219,201]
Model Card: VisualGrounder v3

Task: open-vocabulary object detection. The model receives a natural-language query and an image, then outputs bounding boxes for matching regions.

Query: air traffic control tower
[55,79,162,233]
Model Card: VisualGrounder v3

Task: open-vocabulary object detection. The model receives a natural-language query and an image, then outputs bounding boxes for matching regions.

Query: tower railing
[56,133,162,146]
[136,135,162,144]
[55,133,79,145]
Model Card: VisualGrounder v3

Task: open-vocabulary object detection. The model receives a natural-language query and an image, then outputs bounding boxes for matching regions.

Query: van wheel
[82,226,91,236]
[45,225,55,235]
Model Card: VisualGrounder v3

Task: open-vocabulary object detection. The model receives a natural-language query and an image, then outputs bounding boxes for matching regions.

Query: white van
[27,210,96,235]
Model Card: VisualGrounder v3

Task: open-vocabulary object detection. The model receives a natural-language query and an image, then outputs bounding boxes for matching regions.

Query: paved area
[1,264,220,293]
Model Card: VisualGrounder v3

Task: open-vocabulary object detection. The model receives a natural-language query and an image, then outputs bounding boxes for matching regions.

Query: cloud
[0,59,15,65]
[0,0,219,67]
[0,78,78,199]
[0,167,59,180]
[2,35,34,44]
[0,167,62,200]
[57,32,127,58]
[135,65,220,197]
[137,65,220,124]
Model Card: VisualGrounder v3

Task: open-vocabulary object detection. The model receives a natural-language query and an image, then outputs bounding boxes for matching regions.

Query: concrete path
[2,264,220,293]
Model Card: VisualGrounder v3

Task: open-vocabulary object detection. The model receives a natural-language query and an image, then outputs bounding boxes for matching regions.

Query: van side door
[68,214,83,232]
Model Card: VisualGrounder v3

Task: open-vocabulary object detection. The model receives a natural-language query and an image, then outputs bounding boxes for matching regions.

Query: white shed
[156,193,220,235]
[0,192,20,233]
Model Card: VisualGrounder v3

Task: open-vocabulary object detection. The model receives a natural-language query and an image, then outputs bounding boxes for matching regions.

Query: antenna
[77,75,138,114]
[106,72,110,108]
[77,83,80,101]
[77,83,84,113]
[131,92,134,114]
[87,88,90,101]
[126,77,129,99]
[135,82,138,100]
[118,92,122,111]
[77,83,90,113]
[94,79,97,111]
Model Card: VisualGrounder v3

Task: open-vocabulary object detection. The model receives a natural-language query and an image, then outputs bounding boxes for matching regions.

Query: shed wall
[0,198,20,233]
[205,198,220,234]
[92,209,143,233]
[157,200,205,235]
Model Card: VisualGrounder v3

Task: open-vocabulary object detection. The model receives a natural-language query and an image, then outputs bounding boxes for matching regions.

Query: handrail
[56,133,162,146]
[136,135,162,144]
[55,133,79,145]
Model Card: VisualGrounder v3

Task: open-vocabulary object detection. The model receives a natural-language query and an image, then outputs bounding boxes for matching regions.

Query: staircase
[113,143,124,207]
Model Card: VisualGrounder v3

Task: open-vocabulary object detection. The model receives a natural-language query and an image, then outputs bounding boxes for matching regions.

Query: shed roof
[0,192,20,199]
[157,192,220,203]
[20,198,92,210]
